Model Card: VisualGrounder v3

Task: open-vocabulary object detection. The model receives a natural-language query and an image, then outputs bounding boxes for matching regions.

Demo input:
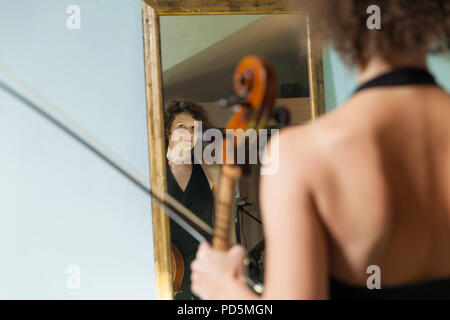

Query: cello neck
[212,165,241,251]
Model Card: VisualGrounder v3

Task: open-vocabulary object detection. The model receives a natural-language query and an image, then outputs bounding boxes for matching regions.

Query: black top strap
[355,67,437,94]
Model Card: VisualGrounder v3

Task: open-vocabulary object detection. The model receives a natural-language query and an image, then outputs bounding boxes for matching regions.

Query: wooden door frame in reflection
[141,0,326,300]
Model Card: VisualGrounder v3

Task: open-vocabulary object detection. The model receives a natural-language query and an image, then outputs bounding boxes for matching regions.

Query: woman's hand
[191,242,249,300]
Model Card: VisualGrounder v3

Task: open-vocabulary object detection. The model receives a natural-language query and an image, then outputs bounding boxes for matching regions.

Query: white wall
[323,47,450,112]
[0,0,156,299]
[160,14,263,71]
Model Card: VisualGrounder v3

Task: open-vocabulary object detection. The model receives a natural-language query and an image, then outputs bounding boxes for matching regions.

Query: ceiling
[160,14,309,102]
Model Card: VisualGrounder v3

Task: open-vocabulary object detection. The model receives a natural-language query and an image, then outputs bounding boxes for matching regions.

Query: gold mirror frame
[141,0,325,300]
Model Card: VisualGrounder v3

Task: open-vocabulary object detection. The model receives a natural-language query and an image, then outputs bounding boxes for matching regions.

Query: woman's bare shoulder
[263,125,328,180]
[267,105,370,177]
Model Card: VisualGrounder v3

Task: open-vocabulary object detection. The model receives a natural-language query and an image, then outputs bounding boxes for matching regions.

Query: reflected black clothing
[330,67,450,299]
[167,157,214,300]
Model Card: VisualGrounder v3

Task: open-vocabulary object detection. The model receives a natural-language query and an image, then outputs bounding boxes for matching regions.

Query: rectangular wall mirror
[141,0,325,300]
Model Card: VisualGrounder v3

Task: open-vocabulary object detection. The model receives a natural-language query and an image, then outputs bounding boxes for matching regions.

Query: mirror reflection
[160,13,311,300]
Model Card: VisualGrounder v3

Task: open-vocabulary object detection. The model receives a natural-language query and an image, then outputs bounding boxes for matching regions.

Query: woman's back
[189,0,450,300]
[308,84,450,287]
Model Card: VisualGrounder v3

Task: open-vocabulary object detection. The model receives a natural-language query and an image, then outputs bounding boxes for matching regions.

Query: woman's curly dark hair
[164,99,211,146]
[308,0,449,67]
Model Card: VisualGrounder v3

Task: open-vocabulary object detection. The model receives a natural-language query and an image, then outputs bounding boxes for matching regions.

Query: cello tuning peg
[218,98,232,108]
[217,96,248,108]
[273,106,291,126]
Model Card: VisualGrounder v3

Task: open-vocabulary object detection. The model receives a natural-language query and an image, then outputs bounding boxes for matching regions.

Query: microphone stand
[236,197,262,227]
[236,197,265,283]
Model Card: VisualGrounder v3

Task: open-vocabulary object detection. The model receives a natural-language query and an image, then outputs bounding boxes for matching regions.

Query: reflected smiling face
[168,112,199,150]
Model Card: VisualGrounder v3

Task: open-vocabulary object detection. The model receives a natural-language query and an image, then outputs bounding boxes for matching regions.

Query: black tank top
[330,67,450,299]
[166,151,214,300]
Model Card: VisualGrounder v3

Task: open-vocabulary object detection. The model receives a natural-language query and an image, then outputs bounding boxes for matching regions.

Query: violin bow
[0,64,263,294]
[0,64,212,243]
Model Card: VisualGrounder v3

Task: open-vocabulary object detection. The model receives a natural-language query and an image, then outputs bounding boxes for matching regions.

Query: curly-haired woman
[164,99,221,300]
[191,0,450,299]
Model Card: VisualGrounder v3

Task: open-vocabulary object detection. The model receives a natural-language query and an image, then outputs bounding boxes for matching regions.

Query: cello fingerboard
[212,165,241,251]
